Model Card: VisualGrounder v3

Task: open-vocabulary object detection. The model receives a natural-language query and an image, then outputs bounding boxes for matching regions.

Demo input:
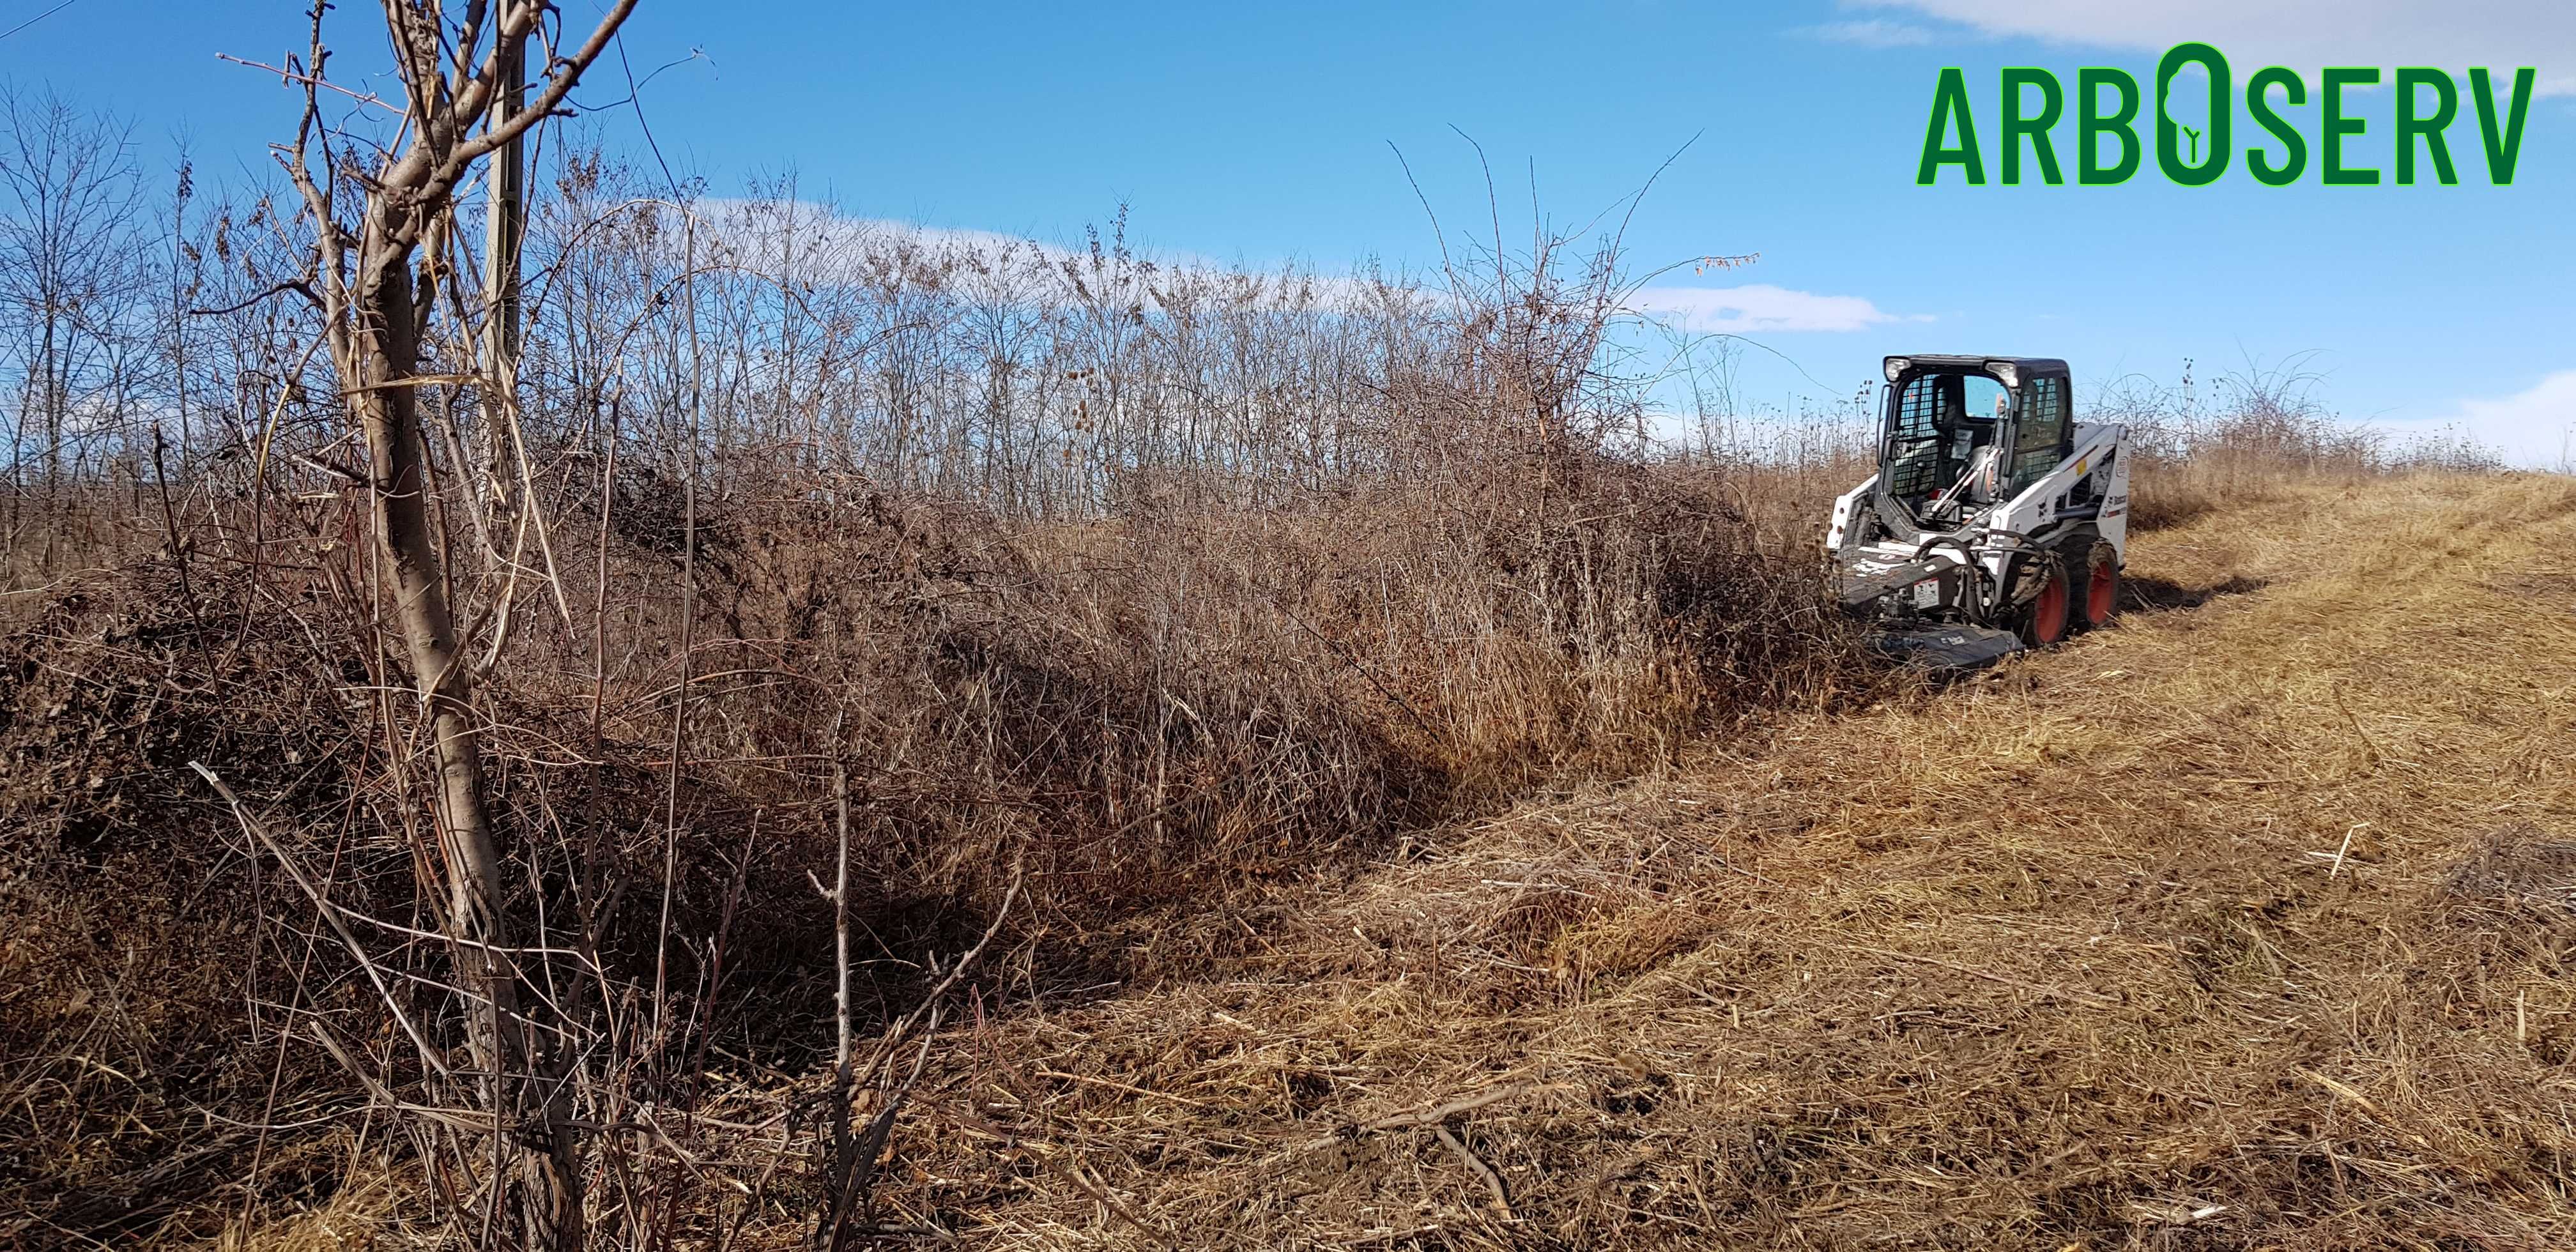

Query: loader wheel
[2018,558,2071,648]
[2064,539,2119,632]
[2082,556,2120,629]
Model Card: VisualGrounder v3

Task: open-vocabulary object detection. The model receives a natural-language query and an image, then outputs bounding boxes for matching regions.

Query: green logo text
[1917,45,2536,187]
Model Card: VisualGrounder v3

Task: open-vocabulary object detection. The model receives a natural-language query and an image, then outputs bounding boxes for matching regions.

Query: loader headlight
[1883,357,1911,383]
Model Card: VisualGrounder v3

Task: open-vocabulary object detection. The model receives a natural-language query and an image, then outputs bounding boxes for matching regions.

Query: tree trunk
[285,8,637,1243]
[349,229,583,1249]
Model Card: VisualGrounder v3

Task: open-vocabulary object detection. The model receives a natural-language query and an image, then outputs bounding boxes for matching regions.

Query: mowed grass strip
[871,473,2576,1249]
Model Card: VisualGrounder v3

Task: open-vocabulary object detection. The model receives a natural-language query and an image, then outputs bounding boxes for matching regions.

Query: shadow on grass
[2124,573,2269,613]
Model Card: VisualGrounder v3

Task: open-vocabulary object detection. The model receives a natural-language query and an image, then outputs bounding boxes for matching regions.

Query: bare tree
[272,2,637,1246]
[0,84,143,572]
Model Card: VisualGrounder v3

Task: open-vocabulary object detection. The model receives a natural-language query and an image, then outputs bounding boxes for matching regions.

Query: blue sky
[4,0,2571,462]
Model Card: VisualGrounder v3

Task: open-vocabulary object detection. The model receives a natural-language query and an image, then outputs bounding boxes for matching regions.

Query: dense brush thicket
[0,89,2497,1243]
[0,118,1874,1241]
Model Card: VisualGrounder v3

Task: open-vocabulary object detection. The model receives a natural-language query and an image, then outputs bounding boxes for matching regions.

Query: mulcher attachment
[1833,554,1955,614]
[1866,622,2025,670]
[1836,555,2023,669]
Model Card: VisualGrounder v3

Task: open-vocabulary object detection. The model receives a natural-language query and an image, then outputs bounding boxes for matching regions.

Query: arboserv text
[1917,43,2536,187]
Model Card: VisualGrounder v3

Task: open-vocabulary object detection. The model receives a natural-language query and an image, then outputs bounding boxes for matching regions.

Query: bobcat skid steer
[1825,355,2131,668]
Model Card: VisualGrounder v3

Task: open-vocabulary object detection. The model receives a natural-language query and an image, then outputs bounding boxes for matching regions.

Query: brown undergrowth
[723,470,2576,1249]
[0,448,1863,1245]
[1,419,2547,1248]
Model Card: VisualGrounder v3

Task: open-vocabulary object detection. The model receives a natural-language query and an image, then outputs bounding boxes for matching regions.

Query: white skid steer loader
[1825,355,2131,668]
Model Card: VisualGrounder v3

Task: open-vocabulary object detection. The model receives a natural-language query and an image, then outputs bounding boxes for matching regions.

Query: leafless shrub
[0,31,2501,1249]
[2094,355,2501,531]
[0,63,1878,1250]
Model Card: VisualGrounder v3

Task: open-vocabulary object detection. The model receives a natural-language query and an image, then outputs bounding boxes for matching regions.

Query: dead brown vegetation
[740,470,2576,1250]
[2108,360,2503,533]
[0,429,1866,1244]
[1,60,1876,1244]
[0,18,2547,1246]
[6,396,2550,1249]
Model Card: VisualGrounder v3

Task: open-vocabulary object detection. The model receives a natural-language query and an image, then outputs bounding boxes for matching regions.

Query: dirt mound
[0,564,370,1240]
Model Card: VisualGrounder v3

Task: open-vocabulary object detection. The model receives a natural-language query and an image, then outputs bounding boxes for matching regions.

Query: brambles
[0,38,2536,1250]
[0,79,1876,1241]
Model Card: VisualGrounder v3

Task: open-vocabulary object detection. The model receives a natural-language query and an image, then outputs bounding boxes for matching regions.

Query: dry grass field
[767,470,2576,1249]
[0,6,2559,1248]
[161,468,2574,1251]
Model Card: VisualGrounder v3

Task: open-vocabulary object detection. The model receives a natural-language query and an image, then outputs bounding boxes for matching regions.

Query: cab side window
[2011,376,2069,489]
[1883,373,1947,501]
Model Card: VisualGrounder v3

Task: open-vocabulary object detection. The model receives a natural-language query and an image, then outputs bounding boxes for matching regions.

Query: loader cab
[1876,355,2073,531]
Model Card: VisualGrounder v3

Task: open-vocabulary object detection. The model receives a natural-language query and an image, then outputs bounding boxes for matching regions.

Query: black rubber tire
[2014,553,2072,648]
[2065,539,2120,632]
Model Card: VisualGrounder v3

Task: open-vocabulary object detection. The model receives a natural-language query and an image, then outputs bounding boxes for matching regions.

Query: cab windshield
[1882,369,2009,524]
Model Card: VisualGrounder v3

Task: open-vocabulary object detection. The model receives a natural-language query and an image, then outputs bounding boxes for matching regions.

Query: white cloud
[623,206,1908,335]
[668,200,1403,310]
[2418,370,2576,469]
[1628,284,1924,333]
[1850,1,2576,96]
[1798,19,1941,49]
[693,199,1087,269]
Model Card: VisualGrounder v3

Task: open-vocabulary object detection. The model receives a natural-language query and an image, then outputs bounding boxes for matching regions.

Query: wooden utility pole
[480,27,527,537]
[484,33,526,393]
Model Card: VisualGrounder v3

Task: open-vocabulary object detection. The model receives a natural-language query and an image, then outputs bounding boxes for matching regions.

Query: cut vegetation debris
[840,471,2576,1248]
[0,3,2551,1246]
[8,463,2569,1249]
